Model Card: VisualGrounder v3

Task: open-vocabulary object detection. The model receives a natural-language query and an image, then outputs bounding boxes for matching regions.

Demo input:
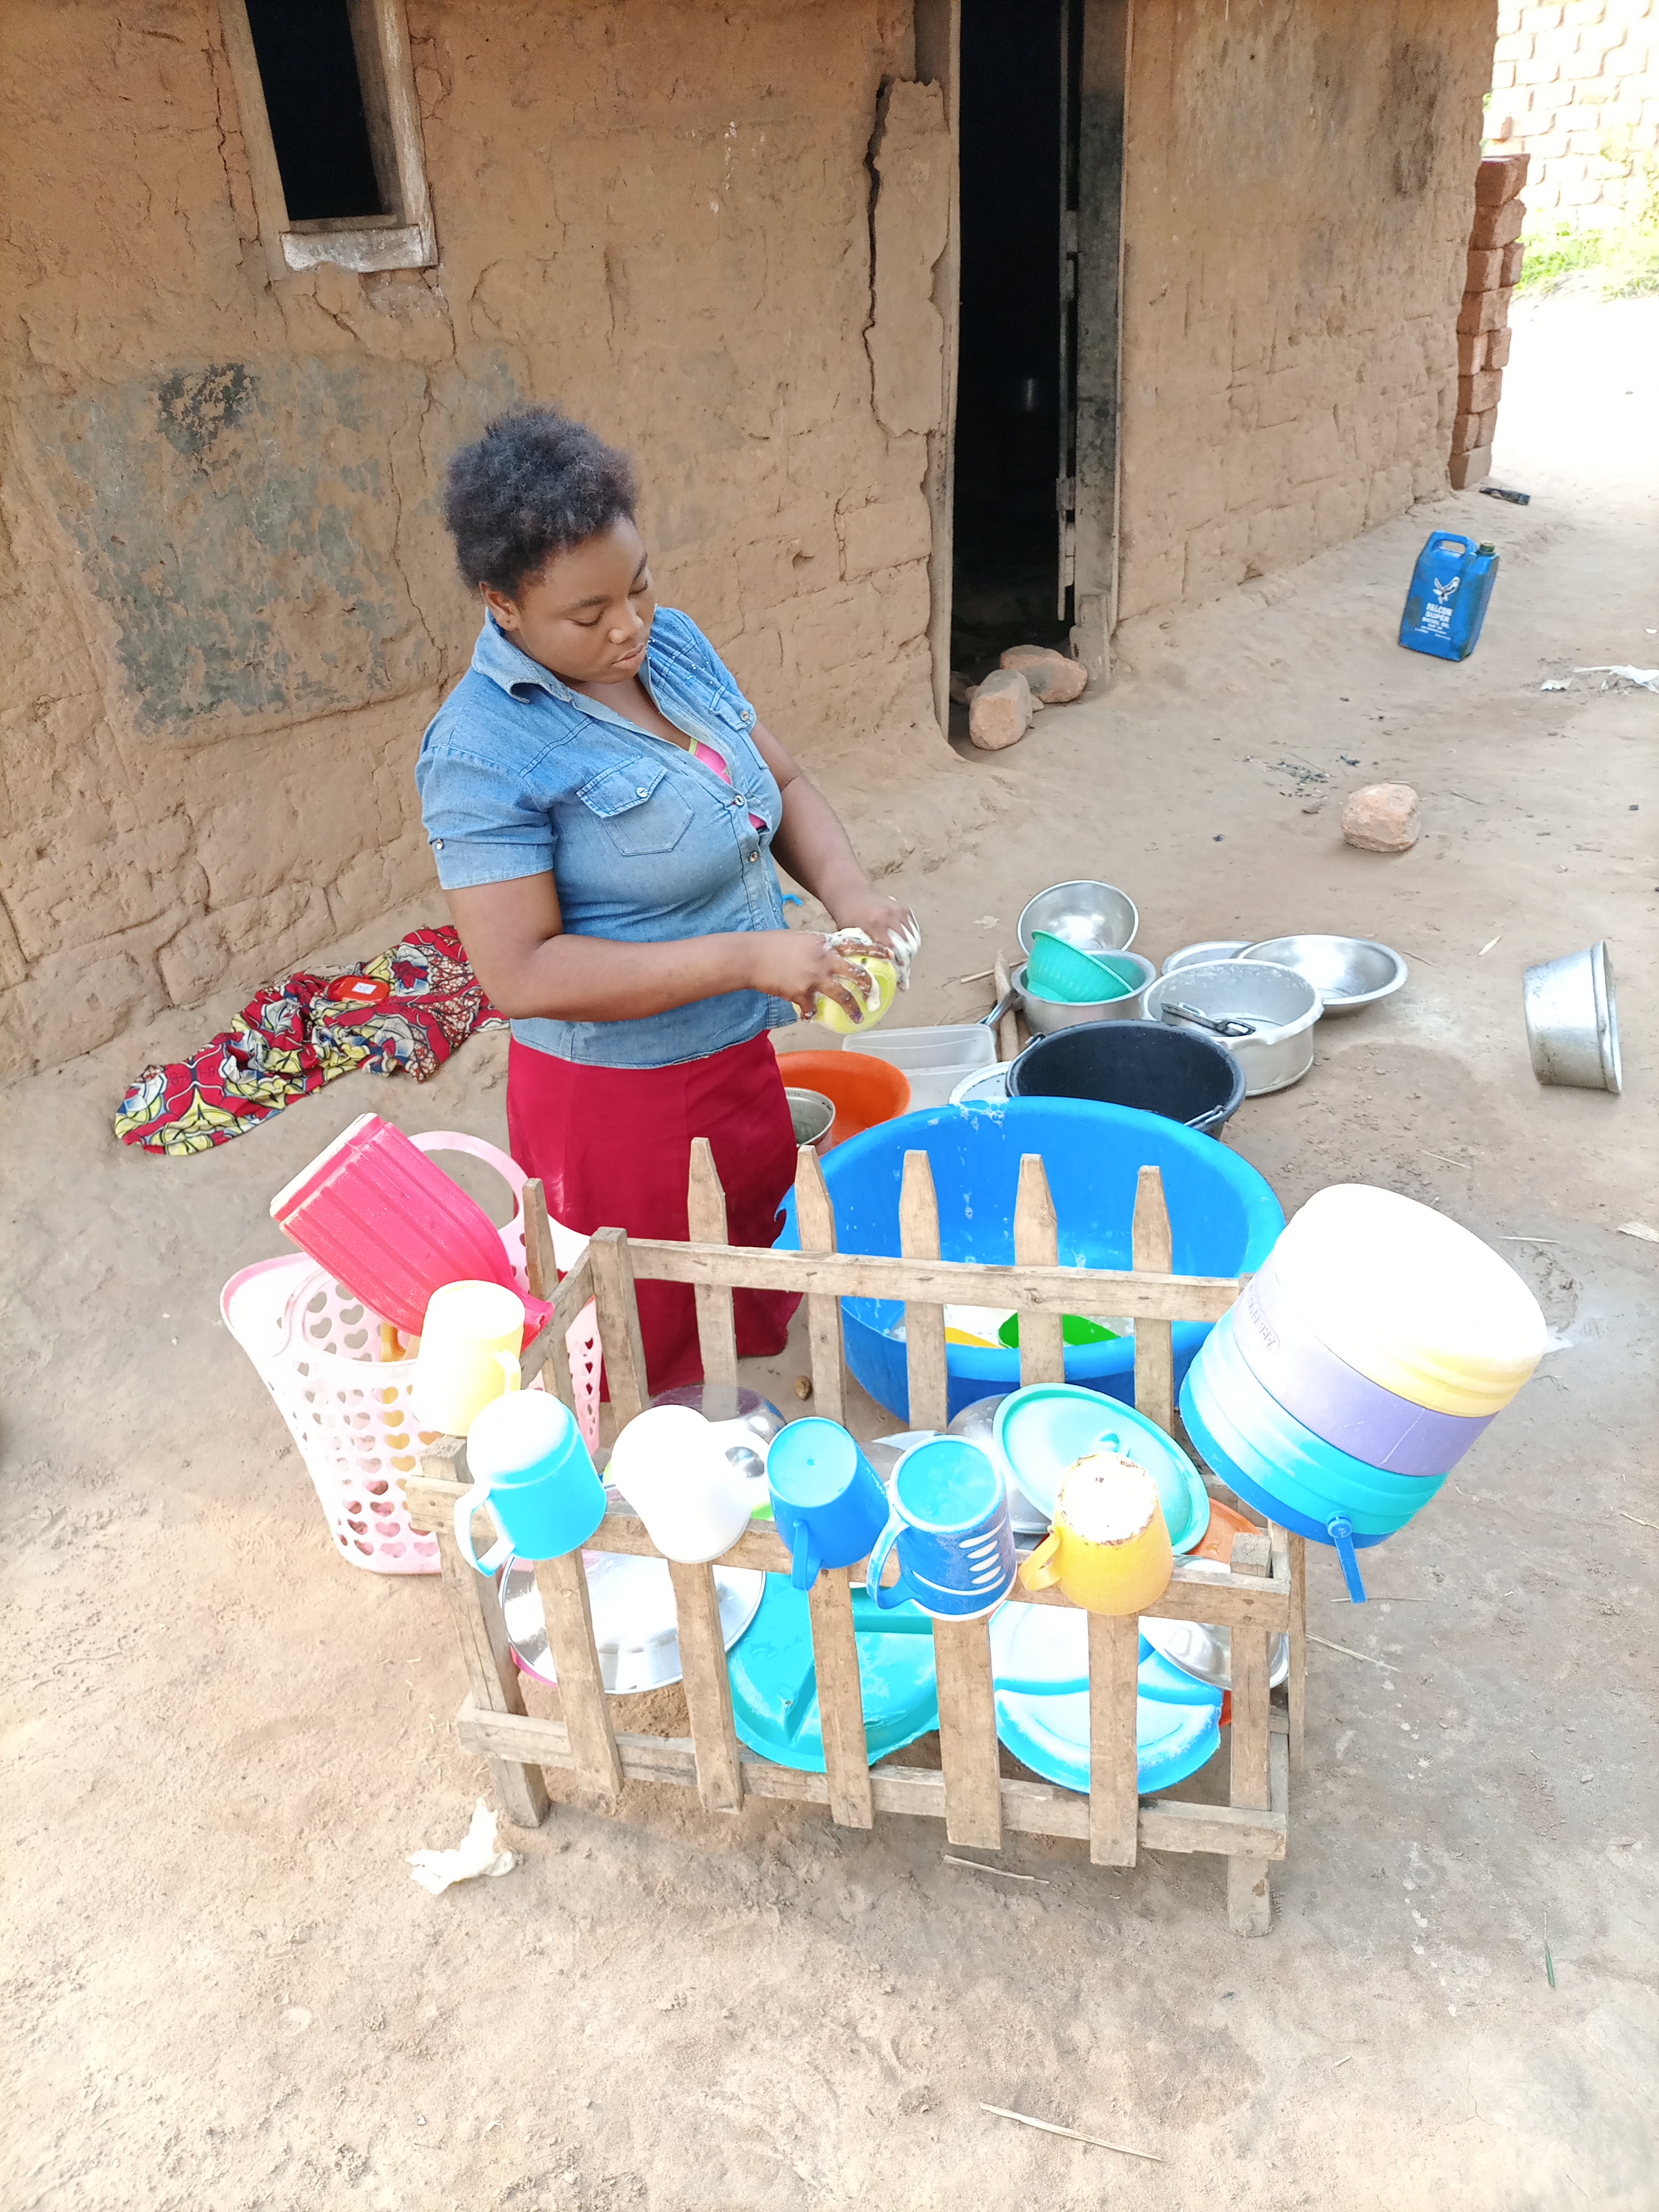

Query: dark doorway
[950,0,1081,682]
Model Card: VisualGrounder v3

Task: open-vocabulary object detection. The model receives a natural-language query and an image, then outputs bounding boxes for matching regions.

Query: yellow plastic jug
[408,1279,525,1435]
[1019,1450,1172,1616]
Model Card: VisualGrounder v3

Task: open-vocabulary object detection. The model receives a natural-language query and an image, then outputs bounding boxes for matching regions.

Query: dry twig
[979,2106,1162,2162]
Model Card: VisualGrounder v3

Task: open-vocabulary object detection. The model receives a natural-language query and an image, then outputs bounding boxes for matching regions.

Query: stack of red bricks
[1452,152,1529,489]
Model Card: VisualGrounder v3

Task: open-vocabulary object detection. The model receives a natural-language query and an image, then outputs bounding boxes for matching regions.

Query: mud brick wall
[1488,0,1659,229]
[1452,153,1530,488]
[0,1,947,1076]
[1113,0,1496,630]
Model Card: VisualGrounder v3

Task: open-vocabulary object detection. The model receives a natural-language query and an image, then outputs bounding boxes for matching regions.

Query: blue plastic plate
[988,1600,1222,1795]
[726,1575,939,1773]
[994,1384,1211,1552]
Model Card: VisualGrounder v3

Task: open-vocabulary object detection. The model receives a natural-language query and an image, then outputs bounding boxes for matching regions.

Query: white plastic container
[843,1023,997,1109]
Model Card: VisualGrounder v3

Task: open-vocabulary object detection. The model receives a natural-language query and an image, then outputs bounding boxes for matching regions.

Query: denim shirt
[415,609,797,1069]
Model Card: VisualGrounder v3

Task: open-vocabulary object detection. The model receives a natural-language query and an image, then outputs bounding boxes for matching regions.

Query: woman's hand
[828,887,919,967]
[746,929,868,1022]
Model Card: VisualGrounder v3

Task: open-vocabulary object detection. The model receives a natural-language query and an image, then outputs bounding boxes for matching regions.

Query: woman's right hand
[746,929,868,1022]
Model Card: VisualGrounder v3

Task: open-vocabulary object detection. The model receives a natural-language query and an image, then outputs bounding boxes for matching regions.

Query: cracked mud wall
[0,0,941,1076]
[1113,0,1496,633]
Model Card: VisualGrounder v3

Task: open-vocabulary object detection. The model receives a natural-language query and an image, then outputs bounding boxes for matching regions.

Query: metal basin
[1523,939,1621,1093]
[1013,955,1156,1035]
[1016,880,1139,959]
[1237,934,1406,1013]
[1143,961,1322,1097]
[1162,939,1252,974]
[647,1383,788,1487]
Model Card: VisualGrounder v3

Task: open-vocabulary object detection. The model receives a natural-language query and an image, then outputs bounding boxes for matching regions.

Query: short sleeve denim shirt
[415,608,796,1069]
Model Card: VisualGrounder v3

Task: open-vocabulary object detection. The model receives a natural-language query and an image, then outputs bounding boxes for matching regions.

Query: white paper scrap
[408,1799,521,1895]
[1573,667,1659,691]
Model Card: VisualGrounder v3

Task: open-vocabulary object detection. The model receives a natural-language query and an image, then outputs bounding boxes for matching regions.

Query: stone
[1487,326,1514,370]
[1451,407,1496,455]
[1341,783,1420,854]
[1449,443,1493,491]
[1500,240,1525,287]
[1476,151,1530,204]
[998,644,1088,702]
[968,668,1032,750]
[1457,367,1503,414]
[1470,196,1527,250]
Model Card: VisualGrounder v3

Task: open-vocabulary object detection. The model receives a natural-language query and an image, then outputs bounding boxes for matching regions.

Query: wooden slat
[551,1245,596,1335]
[1283,1528,1307,1773]
[424,1438,549,1830]
[667,1559,744,1812]
[623,1236,1241,1323]
[793,1144,847,1425]
[686,1139,738,1386]
[453,1704,1289,1858]
[1226,1527,1274,1936]
[993,952,1021,1065]
[932,1617,1004,1849]
[402,1486,1290,1625]
[587,1226,649,1427]
[1132,1165,1175,1435]
[533,1550,623,1798]
[1014,1154,1065,1387]
[899,1151,949,1430]
[808,1568,873,1827]
[520,1178,578,1413]
[1087,1609,1140,1865]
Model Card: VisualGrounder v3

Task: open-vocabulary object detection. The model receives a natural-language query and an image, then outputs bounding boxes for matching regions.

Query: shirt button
[636,785,648,798]
[748,851,759,863]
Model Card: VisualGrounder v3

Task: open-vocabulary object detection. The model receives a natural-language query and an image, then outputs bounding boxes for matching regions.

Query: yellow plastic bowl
[1269,1185,1546,1418]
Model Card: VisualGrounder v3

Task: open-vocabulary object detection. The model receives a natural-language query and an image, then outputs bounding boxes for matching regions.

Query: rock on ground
[998,643,1088,702]
[1341,781,1420,852]
[968,667,1032,749]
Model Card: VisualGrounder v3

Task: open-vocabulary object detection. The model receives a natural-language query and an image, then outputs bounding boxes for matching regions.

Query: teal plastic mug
[454,1392,607,1573]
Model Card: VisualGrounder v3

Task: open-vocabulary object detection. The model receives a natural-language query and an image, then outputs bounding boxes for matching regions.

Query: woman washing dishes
[417,408,916,1393]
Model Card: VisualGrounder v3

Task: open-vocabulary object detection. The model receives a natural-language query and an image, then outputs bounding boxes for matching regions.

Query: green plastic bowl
[1027,930,1138,1005]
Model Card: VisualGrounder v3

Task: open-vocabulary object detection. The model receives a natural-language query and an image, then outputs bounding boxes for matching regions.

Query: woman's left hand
[830,888,918,965]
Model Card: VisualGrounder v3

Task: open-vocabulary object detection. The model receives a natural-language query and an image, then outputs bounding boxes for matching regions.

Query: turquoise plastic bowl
[726,1576,939,1772]
[1183,1316,1446,1536]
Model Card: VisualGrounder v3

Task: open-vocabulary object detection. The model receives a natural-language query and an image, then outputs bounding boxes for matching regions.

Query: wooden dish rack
[404,1141,1306,1936]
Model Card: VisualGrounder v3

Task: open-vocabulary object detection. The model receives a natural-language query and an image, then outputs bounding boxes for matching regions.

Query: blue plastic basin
[777,1098,1284,1424]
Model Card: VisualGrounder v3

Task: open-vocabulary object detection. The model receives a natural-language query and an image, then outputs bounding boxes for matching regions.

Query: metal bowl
[1522,939,1621,1093]
[1162,939,1252,974]
[647,1383,787,1486]
[1013,954,1157,1035]
[785,1086,836,1147]
[1140,1611,1291,1691]
[950,1064,1011,1108]
[947,1394,1050,1534]
[501,1551,765,1695]
[1237,934,1406,1014]
[1143,961,1322,1097]
[1016,881,1139,959]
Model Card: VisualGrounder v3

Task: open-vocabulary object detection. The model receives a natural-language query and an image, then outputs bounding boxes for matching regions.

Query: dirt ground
[6,289,1657,2211]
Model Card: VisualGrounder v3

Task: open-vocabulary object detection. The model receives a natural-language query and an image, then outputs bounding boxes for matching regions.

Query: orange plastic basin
[777,1050,911,1151]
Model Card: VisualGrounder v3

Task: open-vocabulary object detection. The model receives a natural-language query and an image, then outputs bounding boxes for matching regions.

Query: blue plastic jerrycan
[1398,532,1499,662]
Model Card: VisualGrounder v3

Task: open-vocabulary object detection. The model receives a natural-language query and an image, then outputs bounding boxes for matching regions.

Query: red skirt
[506,1031,801,1397]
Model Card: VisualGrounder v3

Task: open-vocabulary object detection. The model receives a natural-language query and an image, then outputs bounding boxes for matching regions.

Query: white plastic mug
[607,1404,766,1564]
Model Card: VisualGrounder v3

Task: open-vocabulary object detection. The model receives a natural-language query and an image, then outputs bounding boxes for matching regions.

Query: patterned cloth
[114,926,505,1157]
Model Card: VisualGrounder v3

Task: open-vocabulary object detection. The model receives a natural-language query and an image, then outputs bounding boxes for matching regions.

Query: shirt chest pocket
[575,760,696,857]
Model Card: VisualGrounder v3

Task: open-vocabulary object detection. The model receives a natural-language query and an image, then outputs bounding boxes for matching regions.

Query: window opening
[244,0,393,225]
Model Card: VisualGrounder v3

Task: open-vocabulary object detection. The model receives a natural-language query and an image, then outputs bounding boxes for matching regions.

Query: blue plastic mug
[866,1437,1016,1619]
[454,1392,607,1573]
[767,1419,889,1592]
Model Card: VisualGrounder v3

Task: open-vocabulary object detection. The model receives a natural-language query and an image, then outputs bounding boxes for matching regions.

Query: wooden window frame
[219,0,436,279]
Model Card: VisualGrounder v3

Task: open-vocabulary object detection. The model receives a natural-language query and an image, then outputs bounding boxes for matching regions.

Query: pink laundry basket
[222,1130,600,1575]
